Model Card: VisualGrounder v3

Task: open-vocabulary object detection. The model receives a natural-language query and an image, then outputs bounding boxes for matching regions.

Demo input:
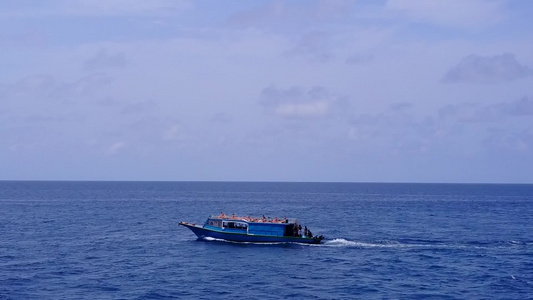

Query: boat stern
[313,235,325,244]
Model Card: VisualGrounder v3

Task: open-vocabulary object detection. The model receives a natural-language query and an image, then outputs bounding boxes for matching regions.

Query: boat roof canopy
[208,215,298,225]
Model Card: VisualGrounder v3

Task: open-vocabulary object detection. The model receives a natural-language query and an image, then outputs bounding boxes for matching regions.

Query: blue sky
[1,0,532,183]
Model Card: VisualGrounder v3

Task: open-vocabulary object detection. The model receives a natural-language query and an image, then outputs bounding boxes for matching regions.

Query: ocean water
[0,181,532,299]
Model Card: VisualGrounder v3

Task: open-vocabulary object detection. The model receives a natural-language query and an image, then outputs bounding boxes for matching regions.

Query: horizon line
[1,180,532,185]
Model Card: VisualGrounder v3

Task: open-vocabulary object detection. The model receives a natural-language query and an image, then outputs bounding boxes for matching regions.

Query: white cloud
[345,54,373,65]
[1,73,112,105]
[502,97,533,116]
[386,0,507,29]
[346,95,533,159]
[484,129,532,153]
[347,109,438,156]
[162,124,184,141]
[276,101,329,118]
[260,86,347,119]
[84,49,127,71]
[51,73,113,99]
[72,0,191,16]
[439,97,533,122]
[286,31,334,63]
[1,75,55,99]
[227,0,354,29]
[121,101,157,115]
[1,0,192,18]
[443,53,531,84]
[106,141,126,155]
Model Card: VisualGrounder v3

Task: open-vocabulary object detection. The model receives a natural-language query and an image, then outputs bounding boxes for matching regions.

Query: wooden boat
[179,214,324,244]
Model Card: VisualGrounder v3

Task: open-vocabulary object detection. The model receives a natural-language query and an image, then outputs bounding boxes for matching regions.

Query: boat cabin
[204,217,299,237]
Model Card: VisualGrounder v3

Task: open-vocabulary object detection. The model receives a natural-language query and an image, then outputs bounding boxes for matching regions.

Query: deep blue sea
[1,181,532,299]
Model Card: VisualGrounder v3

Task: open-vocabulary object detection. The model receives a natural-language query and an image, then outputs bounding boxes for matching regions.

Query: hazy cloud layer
[439,97,533,122]
[443,53,532,84]
[1,75,55,99]
[84,49,127,71]
[386,0,507,29]
[287,31,335,63]
[227,1,353,29]
[1,73,112,102]
[483,129,532,153]
[0,0,192,17]
[1,0,532,182]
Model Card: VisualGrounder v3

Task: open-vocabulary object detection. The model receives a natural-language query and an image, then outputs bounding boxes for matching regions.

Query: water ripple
[1,181,532,299]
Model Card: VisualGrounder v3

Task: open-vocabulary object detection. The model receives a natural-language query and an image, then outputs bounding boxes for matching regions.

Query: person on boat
[262,215,267,222]
[298,224,302,237]
[219,212,227,219]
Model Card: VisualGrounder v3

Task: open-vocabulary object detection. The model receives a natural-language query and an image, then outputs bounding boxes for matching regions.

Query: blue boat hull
[179,222,323,244]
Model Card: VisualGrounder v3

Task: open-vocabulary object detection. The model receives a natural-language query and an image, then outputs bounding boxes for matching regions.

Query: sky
[1,0,532,183]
